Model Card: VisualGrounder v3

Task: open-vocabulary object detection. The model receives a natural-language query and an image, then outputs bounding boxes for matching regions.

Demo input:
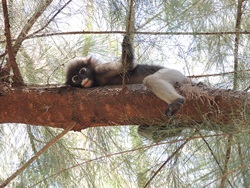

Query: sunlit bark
[0,84,249,131]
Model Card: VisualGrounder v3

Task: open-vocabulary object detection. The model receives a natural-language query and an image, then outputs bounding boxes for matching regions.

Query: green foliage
[0,0,250,187]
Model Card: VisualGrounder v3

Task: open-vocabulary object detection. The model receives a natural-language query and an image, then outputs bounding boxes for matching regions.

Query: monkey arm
[94,61,122,77]
[121,35,136,71]
[94,35,136,79]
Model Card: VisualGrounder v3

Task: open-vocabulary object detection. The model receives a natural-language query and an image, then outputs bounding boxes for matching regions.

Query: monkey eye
[72,75,79,83]
[79,68,87,75]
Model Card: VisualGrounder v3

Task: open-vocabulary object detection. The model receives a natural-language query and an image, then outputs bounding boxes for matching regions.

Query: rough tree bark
[0,83,249,131]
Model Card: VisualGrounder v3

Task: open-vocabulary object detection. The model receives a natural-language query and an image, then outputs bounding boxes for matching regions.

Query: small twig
[0,123,76,188]
[233,0,244,90]
[188,69,250,78]
[32,131,228,187]
[204,164,248,188]
[27,126,49,187]
[1,30,250,44]
[244,85,250,91]
[2,0,23,85]
[143,131,197,188]
[22,30,250,38]
[26,0,73,38]
[197,130,233,187]
[220,134,233,188]
[13,0,53,55]
[0,51,7,59]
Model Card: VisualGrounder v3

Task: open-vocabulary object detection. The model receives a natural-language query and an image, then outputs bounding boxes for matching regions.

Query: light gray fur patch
[143,68,187,104]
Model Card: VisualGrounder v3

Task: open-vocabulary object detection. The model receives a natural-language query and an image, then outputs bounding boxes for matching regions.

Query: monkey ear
[84,55,98,66]
[82,56,92,65]
[86,56,92,62]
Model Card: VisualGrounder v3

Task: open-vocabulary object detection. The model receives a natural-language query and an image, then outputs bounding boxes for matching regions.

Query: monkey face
[71,67,93,88]
[66,58,95,88]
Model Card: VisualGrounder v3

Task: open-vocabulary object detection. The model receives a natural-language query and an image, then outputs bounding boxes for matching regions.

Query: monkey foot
[165,98,185,117]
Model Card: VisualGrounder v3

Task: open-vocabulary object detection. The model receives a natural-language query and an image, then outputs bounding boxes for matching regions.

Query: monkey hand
[165,98,185,117]
[121,34,135,71]
[122,35,131,48]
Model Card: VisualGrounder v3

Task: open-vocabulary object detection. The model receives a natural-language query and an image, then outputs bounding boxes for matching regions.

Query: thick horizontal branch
[0,84,249,131]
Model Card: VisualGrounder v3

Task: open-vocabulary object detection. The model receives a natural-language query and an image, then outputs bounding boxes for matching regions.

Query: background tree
[0,0,250,187]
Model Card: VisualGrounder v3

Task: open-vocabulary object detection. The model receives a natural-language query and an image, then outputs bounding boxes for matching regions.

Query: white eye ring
[72,75,79,83]
[79,67,87,75]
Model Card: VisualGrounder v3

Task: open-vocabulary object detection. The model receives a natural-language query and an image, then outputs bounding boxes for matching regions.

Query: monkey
[65,35,190,117]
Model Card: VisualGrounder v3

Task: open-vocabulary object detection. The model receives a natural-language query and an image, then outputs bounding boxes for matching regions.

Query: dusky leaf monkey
[66,35,190,116]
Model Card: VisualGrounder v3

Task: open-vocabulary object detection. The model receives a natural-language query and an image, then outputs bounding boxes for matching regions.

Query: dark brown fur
[65,35,190,117]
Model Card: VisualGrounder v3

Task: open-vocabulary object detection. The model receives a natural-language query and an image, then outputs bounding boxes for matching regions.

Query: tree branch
[2,0,23,85]
[25,30,250,38]
[13,0,53,55]
[27,0,73,37]
[233,0,244,90]
[1,30,250,44]
[0,84,249,131]
[0,122,76,188]
[188,69,250,78]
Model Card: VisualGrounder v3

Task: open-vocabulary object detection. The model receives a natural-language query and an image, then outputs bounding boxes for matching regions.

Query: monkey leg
[143,69,186,117]
[143,72,185,104]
